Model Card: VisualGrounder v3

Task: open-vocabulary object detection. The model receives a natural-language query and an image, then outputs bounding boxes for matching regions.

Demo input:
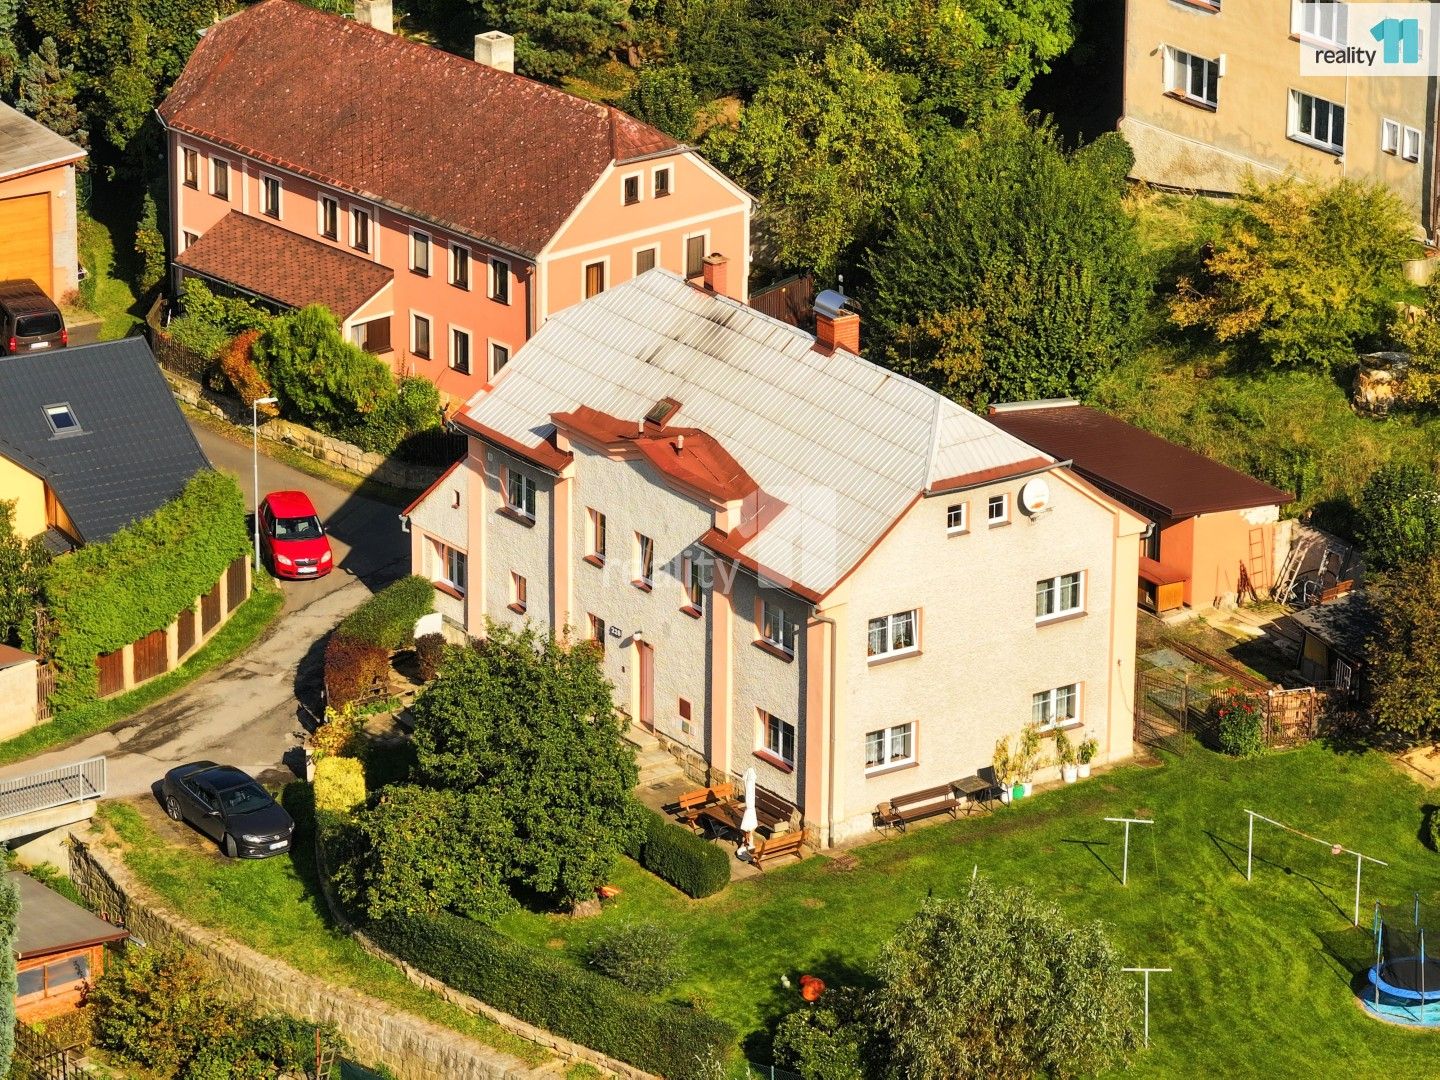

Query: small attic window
[44,403,81,437]
[645,397,681,426]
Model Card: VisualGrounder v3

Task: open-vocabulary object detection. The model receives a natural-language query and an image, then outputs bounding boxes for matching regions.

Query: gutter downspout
[811,610,838,845]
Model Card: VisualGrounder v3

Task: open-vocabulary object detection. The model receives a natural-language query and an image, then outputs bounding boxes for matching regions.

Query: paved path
[0,421,411,799]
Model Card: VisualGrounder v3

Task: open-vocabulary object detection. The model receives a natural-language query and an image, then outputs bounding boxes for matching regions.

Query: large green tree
[866,112,1147,405]
[711,40,918,277]
[410,624,641,909]
[1356,462,1440,573]
[477,0,630,80]
[1170,177,1415,369]
[1367,553,1440,743]
[15,37,86,147]
[0,501,50,650]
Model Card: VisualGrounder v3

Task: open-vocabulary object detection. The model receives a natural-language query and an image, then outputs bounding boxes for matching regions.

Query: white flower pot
[1077,762,1091,779]
[1062,765,1079,784]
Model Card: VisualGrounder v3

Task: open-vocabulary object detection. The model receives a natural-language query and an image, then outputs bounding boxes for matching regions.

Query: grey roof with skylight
[0,338,211,544]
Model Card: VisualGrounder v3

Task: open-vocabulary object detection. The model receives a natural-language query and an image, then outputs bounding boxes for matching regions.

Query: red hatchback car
[258,490,333,579]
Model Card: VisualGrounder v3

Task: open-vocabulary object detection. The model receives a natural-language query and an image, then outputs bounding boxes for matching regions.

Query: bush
[179,279,273,336]
[369,911,737,1078]
[630,805,730,898]
[312,702,370,759]
[218,329,272,407]
[165,313,232,364]
[1356,462,1440,573]
[134,193,166,295]
[415,632,446,682]
[323,635,390,710]
[314,755,366,818]
[773,988,870,1080]
[334,576,435,649]
[1214,688,1267,758]
[1425,806,1440,853]
[353,375,442,456]
[585,922,683,993]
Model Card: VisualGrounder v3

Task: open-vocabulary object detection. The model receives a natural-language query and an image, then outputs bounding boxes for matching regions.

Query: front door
[637,640,654,730]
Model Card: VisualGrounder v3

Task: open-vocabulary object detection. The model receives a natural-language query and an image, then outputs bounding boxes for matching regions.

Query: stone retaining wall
[67,836,543,1080]
[162,370,444,492]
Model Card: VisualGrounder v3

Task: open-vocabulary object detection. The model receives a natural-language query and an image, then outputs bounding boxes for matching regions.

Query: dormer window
[44,403,81,437]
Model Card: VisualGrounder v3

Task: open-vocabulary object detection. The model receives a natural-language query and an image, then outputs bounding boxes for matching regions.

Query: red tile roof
[987,402,1293,519]
[175,212,392,317]
[160,0,679,258]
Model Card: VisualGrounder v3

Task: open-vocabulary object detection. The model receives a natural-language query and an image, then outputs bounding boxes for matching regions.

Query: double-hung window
[865,722,914,770]
[450,328,471,374]
[1036,571,1085,621]
[411,231,431,275]
[351,207,371,252]
[762,711,796,767]
[320,196,339,240]
[505,469,536,519]
[261,176,281,218]
[1165,48,1218,109]
[867,609,917,659]
[452,245,471,290]
[760,601,798,656]
[1290,90,1345,153]
[488,256,506,302]
[411,314,431,358]
[1033,684,1079,729]
[634,533,654,588]
[211,159,230,200]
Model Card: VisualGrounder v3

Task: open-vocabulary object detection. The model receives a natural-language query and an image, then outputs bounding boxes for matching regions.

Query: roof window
[43,403,82,437]
[645,397,681,426]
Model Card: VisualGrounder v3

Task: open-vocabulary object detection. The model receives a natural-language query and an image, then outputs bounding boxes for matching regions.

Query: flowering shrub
[1214,688,1267,758]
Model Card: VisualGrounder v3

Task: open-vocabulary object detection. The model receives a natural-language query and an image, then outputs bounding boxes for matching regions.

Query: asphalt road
[0,420,410,800]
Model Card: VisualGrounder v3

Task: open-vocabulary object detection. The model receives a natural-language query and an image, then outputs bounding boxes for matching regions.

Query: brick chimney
[353,0,392,32]
[702,253,728,296]
[474,31,515,73]
[814,289,860,354]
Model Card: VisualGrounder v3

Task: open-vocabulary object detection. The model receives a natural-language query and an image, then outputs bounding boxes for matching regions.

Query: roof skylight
[43,403,81,437]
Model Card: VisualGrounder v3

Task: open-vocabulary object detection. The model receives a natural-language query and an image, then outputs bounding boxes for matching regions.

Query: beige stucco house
[404,270,1147,844]
[1122,0,1436,232]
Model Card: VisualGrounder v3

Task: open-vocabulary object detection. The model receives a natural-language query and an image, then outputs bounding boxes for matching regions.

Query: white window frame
[1163,47,1218,109]
[653,164,674,198]
[761,710,796,767]
[634,245,658,275]
[260,173,283,219]
[1032,683,1081,730]
[503,467,536,520]
[410,230,431,276]
[586,507,607,563]
[760,601,798,656]
[430,540,466,594]
[451,244,472,291]
[867,609,918,661]
[634,533,654,587]
[210,158,230,200]
[350,206,372,253]
[1403,126,1422,162]
[1036,570,1086,623]
[987,493,1010,526]
[946,502,968,534]
[1289,90,1345,154]
[487,256,508,303]
[488,339,511,379]
[1382,118,1401,155]
[621,171,643,206]
[865,722,915,772]
[318,195,340,241]
[450,325,472,375]
[510,571,527,612]
[1293,0,1345,45]
[410,311,433,359]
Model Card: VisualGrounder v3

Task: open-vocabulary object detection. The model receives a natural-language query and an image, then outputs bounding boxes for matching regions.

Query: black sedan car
[161,762,294,858]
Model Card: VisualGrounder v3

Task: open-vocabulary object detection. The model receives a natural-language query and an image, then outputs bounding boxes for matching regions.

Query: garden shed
[10,871,127,1022]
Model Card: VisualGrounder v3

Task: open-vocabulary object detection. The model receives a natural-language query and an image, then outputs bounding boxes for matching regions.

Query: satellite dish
[1019,477,1052,516]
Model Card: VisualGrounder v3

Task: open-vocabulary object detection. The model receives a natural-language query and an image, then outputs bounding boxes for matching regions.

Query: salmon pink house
[157,0,751,403]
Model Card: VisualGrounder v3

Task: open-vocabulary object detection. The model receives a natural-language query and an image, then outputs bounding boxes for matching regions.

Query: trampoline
[1364,898,1440,1027]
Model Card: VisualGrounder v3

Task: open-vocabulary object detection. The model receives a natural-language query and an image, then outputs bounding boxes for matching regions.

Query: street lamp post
[252,397,279,572]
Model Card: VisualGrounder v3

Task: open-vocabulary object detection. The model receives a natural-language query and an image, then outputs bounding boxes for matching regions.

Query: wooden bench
[752,827,810,870]
[875,784,960,834]
[752,786,799,835]
[674,783,734,832]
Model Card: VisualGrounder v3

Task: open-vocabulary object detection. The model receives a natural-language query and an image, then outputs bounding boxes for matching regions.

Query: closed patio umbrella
[739,767,758,857]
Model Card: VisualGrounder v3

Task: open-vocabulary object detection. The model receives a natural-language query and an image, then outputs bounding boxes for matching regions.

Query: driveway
[0,421,411,798]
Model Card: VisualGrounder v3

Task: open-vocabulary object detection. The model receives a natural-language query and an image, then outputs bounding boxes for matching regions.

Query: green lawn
[95,792,547,1068]
[0,578,285,766]
[493,745,1439,1077]
[75,207,144,341]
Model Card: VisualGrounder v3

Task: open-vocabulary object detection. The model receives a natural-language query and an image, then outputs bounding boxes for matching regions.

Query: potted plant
[1077,737,1099,779]
[1013,722,1044,799]
[1056,730,1078,784]
[992,738,1013,805]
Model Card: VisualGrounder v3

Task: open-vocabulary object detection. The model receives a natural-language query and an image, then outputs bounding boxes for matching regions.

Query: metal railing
[0,757,106,821]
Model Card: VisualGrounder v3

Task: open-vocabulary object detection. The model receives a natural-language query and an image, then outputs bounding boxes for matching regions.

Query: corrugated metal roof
[464,271,1047,595]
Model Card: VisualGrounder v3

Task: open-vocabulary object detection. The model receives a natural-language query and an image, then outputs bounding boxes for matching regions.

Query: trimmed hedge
[415,632,446,682]
[629,804,730,899]
[323,636,390,709]
[43,470,249,713]
[369,912,737,1078]
[333,576,434,649]
[314,756,366,818]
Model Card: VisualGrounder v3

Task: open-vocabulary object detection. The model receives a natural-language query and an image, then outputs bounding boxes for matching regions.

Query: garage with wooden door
[0,193,53,295]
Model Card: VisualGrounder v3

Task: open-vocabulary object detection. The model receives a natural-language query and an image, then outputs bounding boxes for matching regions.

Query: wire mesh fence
[746,1062,803,1080]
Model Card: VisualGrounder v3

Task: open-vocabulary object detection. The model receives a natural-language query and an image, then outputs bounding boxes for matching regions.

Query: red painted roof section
[927,457,1055,496]
[553,406,758,503]
[451,412,571,471]
[987,403,1293,519]
[160,0,678,258]
[175,212,392,317]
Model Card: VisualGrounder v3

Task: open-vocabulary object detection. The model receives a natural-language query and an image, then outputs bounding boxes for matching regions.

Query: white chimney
[353,0,392,32]
[474,31,515,73]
